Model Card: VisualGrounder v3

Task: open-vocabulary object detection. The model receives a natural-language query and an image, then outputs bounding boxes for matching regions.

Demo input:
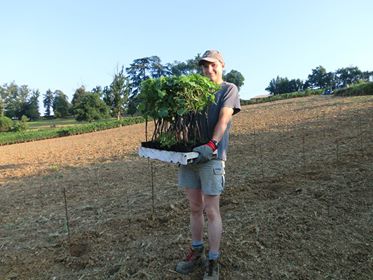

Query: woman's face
[201,61,224,84]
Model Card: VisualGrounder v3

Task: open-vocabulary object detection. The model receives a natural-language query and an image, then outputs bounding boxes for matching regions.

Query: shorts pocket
[213,167,225,175]
[213,167,225,190]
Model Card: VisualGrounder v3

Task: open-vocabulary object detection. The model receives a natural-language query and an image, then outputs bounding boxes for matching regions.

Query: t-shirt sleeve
[222,83,241,115]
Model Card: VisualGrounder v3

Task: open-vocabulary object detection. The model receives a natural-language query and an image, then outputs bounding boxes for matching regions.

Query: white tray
[138,146,199,165]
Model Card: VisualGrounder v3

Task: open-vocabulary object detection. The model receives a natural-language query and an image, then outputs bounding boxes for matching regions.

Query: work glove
[192,140,218,164]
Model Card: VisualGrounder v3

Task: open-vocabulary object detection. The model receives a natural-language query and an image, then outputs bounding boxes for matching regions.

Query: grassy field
[27,117,84,130]
[0,116,145,145]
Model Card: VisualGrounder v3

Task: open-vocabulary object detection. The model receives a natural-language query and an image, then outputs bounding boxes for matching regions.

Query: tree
[185,55,203,75]
[0,85,5,117]
[126,56,169,116]
[265,76,304,95]
[102,85,112,107]
[165,61,189,76]
[126,56,167,98]
[288,79,304,92]
[53,90,71,118]
[224,70,245,91]
[4,83,30,119]
[266,76,283,95]
[335,66,363,88]
[23,90,40,120]
[362,71,373,82]
[150,56,168,78]
[71,86,87,115]
[126,95,140,116]
[166,54,202,76]
[109,67,129,119]
[91,86,103,96]
[307,66,335,89]
[0,116,12,132]
[0,99,3,117]
[74,92,109,122]
[43,89,54,117]
[2,83,41,119]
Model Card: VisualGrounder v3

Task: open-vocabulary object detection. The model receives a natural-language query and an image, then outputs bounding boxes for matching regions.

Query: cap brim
[198,57,219,65]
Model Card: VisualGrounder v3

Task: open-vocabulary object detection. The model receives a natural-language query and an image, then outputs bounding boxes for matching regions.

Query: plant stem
[62,187,72,253]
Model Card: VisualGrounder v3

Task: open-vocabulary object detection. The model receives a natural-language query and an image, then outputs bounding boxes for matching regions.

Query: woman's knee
[190,201,204,216]
[204,204,220,221]
[185,189,204,214]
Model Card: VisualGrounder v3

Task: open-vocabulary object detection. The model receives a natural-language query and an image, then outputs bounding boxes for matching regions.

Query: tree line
[0,54,245,123]
[265,66,373,95]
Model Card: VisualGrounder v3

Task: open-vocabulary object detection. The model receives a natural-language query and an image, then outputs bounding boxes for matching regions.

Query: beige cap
[198,50,224,66]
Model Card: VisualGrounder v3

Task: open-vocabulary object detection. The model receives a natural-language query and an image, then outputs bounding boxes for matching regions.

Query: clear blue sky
[1,0,372,108]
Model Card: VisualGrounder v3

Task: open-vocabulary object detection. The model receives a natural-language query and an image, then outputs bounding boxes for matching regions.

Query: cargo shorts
[178,159,225,195]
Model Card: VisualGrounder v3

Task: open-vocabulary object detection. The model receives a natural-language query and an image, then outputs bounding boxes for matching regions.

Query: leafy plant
[0,116,13,132]
[158,132,177,148]
[12,115,29,132]
[138,74,219,148]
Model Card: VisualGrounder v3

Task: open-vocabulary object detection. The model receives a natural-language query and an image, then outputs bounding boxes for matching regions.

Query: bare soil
[0,95,372,280]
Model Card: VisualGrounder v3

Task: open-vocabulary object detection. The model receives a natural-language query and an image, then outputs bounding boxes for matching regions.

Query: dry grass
[0,95,372,280]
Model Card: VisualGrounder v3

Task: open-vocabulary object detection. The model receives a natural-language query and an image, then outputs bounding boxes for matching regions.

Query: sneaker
[175,246,206,274]
[203,259,219,280]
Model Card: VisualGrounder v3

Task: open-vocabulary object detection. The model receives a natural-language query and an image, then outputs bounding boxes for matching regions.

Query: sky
[1,0,372,112]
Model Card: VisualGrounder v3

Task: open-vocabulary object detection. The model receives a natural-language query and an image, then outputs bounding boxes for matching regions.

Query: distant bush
[12,115,30,132]
[333,82,373,96]
[0,116,13,132]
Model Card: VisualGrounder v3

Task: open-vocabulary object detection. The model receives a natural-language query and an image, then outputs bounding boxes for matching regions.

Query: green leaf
[158,107,169,118]
[177,108,187,116]
[157,89,166,98]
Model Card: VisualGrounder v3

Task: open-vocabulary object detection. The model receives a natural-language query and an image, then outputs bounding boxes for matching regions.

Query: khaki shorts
[178,159,225,195]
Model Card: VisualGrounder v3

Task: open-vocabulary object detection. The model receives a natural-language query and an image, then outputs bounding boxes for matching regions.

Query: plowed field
[1,95,372,280]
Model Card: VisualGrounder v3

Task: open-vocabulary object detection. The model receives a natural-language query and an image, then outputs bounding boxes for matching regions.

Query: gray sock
[192,240,204,249]
[208,251,219,260]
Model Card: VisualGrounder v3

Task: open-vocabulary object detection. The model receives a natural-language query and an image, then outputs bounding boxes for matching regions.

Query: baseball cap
[198,50,224,66]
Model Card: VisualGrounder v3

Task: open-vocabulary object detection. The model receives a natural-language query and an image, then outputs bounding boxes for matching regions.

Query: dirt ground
[0,95,372,280]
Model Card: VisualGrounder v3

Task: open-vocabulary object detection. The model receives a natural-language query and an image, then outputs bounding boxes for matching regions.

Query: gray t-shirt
[206,82,241,161]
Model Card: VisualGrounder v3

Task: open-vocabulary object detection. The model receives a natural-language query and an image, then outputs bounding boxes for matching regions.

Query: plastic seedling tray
[138,147,199,165]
